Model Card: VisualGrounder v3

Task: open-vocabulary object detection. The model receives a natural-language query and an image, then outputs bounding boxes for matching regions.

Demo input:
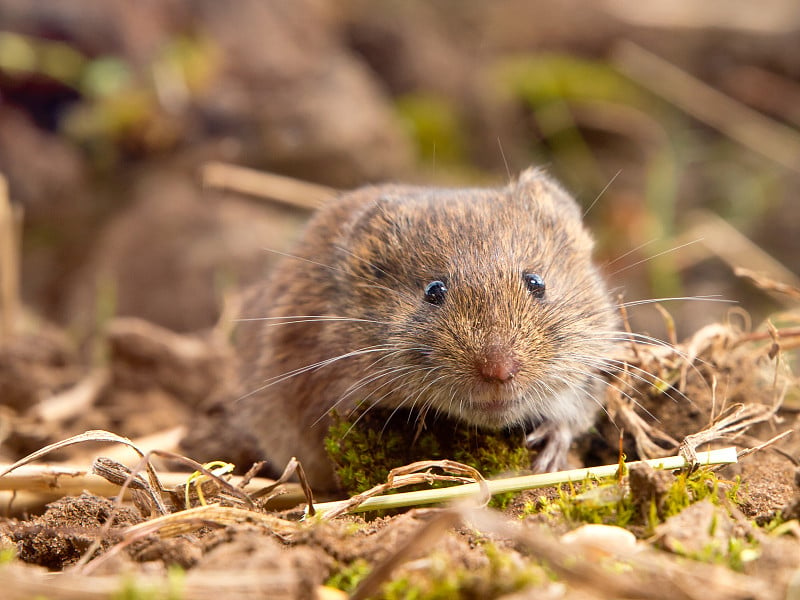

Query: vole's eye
[424,280,448,305]
[523,272,546,298]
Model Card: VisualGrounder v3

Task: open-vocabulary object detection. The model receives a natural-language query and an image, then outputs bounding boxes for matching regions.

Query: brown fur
[233,168,618,490]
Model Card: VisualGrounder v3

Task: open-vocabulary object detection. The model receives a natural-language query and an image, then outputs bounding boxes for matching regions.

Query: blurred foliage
[0,30,220,166]
[497,54,652,108]
[395,93,467,167]
[0,31,85,85]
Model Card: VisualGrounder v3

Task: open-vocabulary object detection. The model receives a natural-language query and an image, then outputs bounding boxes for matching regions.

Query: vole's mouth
[457,385,524,426]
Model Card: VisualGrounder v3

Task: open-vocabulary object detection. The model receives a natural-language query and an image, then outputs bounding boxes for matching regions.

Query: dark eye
[424,280,448,305]
[523,272,546,298]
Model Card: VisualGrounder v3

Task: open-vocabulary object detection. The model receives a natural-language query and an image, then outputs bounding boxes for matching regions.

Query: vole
[232,168,618,491]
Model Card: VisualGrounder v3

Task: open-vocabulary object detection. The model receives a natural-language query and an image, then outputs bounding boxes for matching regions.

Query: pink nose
[476,345,519,383]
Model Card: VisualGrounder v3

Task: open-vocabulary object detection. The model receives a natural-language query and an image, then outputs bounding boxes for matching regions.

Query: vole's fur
[233,168,618,491]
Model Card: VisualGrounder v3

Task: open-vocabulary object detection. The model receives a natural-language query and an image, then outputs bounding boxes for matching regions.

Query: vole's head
[332,168,618,430]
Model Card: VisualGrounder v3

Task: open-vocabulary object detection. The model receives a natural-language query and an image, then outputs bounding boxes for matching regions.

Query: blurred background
[1,0,799,343]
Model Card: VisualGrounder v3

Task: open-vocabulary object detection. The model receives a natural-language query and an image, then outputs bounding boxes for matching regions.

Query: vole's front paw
[526,421,573,473]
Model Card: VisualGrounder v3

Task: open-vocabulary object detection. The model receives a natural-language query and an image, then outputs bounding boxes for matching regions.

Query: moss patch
[324,407,533,496]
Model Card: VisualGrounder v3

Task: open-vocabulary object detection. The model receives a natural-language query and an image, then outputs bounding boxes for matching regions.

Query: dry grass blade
[318,459,487,520]
[249,456,315,513]
[679,402,784,464]
[202,161,337,210]
[140,449,256,509]
[613,41,800,175]
[736,429,795,462]
[0,430,167,513]
[735,267,800,302]
[68,426,186,465]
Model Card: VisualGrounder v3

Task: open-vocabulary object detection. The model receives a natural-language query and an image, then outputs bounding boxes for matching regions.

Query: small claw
[526,422,573,473]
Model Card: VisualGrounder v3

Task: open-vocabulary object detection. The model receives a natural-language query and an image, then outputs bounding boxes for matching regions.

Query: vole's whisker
[380,367,447,436]
[340,366,439,438]
[326,364,415,419]
[324,345,438,426]
[333,243,412,296]
[616,296,732,309]
[403,371,451,416]
[260,246,407,298]
[259,247,350,277]
[604,237,660,267]
[590,329,714,379]
[563,364,662,422]
[238,345,397,401]
[607,238,703,278]
[571,353,695,408]
[582,169,621,218]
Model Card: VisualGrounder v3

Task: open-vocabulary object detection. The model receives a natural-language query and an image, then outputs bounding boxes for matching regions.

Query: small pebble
[560,524,638,558]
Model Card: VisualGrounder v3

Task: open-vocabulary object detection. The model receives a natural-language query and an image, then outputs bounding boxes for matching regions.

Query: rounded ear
[514,167,582,220]
[514,167,595,253]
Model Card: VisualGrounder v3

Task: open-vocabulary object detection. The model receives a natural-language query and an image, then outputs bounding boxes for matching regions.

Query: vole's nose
[475,344,519,383]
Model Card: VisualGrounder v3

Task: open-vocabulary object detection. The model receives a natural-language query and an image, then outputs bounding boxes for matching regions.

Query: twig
[202,161,336,210]
[736,429,794,461]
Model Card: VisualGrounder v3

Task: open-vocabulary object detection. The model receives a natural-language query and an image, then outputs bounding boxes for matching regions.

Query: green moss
[113,565,184,600]
[557,480,636,528]
[325,559,371,593]
[660,470,721,518]
[324,407,533,497]
[0,546,16,564]
[677,537,759,573]
[377,545,542,600]
[520,466,742,535]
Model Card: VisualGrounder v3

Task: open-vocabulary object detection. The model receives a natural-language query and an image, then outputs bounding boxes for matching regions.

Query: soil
[1,2,799,599]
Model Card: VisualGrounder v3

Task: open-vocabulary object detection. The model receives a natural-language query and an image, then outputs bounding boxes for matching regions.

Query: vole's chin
[440,385,531,429]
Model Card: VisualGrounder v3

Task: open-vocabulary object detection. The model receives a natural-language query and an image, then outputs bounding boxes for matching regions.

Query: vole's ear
[515,167,582,220]
[515,167,595,253]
